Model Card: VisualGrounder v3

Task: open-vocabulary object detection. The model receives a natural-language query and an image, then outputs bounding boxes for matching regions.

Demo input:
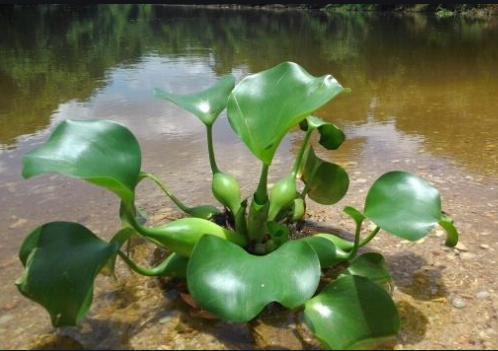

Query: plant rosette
[17,61,459,350]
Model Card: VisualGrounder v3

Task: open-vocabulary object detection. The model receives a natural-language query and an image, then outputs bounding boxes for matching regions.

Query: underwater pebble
[159,316,170,324]
[9,218,27,229]
[460,252,476,260]
[452,297,467,309]
[79,322,93,334]
[455,242,468,251]
[0,314,14,325]
[476,291,491,299]
[479,244,490,250]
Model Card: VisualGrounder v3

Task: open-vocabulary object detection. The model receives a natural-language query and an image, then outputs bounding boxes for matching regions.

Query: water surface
[1,5,497,349]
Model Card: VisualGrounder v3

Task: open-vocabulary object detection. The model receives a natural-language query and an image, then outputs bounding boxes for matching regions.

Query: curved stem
[346,222,361,260]
[117,250,182,277]
[121,201,163,237]
[358,226,380,248]
[254,163,270,205]
[291,128,313,178]
[139,171,189,213]
[206,124,219,174]
[345,225,381,261]
[300,183,309,199]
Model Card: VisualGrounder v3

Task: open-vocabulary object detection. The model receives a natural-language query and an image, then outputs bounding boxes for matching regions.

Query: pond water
[0,5,497,350]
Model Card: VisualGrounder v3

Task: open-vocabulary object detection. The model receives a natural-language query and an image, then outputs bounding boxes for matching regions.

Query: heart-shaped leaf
[300,146,349,205]
[227,61,346,165]
[364,171,442,241]
[303,275,400,350]
[16,222,119,327]
[187,235,321,322]
[22,119,141,205]
[155,74,236,126]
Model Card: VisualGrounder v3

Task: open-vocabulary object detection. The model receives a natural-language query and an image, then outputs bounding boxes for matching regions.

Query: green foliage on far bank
[323,4,497,16]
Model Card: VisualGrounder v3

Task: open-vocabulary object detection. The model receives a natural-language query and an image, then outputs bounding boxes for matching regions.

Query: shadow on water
[382,252,451,348]
[387,252,449,301]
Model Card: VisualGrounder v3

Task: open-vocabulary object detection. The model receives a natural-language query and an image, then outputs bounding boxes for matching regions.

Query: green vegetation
[322,4,497,16]
[16,61,459,350]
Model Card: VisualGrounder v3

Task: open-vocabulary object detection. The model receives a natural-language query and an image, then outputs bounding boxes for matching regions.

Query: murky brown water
[1,5,497,350]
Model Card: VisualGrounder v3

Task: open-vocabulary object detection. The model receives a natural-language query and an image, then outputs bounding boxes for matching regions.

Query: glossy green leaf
[154,75,236,126]
[302,235,350,267]
[300,146,349,205]
[303,275,400,350]
[318,123,346,150]
[343,205,366,226]
[304,115,345,150]
[16,222,119,327]
[22,119,141,204]
[364,171,442,241]
[227,61,346,165]
[102,227,137,277]
[187,235,321,322]
[343,252,393,291]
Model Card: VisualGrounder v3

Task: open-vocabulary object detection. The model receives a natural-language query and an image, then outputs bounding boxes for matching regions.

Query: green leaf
[303,115,345,150]
[16,222,119,327]
[187,235,321,322]
[300,146,349,205]
[154,74,236,126]
[302,235,350,267]
[303,275,400,350]
[343,205,366,226]
[22,119,141,205]
[343,252,394,291]
[102,227,137,277]
[318,123,346,150]
[227,61,346,165]
[364,171,442,241]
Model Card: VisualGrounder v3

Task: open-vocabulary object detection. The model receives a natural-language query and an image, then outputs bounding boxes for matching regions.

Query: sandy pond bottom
[12,198,497,351]
[4,165,498,350]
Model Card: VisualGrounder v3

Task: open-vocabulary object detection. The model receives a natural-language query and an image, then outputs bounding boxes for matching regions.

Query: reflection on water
[1,5,498,350]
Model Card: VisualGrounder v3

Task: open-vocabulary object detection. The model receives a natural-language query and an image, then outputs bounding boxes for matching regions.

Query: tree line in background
[1,4,497,15]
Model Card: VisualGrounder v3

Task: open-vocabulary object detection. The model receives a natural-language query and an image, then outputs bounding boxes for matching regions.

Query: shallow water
[1,5,497,350]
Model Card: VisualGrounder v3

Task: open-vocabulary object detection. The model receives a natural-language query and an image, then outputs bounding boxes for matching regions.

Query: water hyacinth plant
[17,61,459,350]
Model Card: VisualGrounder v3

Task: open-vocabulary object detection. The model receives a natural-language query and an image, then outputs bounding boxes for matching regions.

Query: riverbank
[200,4,498,18]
